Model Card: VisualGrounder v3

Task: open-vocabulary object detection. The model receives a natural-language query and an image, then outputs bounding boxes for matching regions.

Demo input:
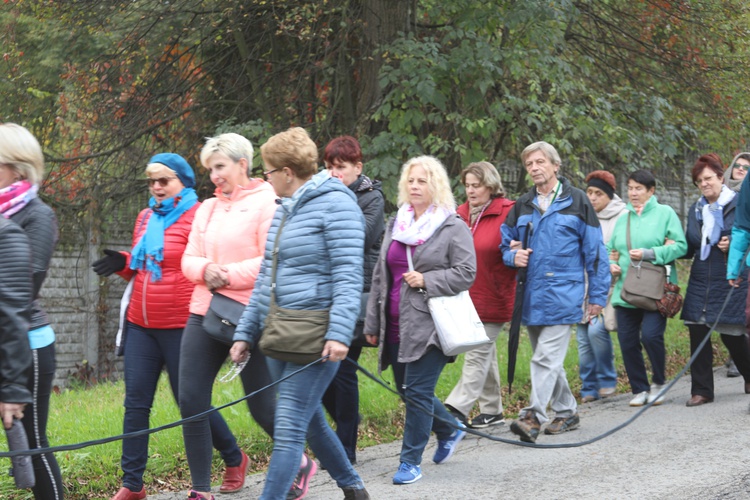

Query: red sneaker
[219,450,249,493]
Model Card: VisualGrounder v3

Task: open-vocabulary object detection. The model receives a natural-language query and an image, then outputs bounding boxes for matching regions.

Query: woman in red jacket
[93,154,248,500]
[444,162,516,428]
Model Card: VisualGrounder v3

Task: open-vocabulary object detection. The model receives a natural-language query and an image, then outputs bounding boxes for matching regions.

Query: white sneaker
[629,391,649,407]
[647,384,666,405]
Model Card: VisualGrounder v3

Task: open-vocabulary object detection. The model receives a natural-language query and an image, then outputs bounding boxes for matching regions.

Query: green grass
[0,317,720,499]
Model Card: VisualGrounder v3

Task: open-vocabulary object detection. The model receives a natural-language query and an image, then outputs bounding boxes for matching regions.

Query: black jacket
[681,196,746,325]
[9,197,59,330]
[350,175,385,291]
[0,217,33,403]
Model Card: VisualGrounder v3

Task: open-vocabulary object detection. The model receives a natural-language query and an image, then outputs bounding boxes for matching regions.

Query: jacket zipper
[142,275,149,326]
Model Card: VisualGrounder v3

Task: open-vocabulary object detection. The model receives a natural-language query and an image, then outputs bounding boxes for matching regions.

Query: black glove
[92,249,127,277]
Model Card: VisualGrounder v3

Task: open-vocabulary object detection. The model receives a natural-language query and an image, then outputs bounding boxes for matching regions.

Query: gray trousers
[522,324,577,424]
[445,322,505,416]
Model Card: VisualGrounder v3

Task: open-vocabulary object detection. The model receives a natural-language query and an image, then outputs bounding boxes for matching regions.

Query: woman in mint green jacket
[608,170,686,408]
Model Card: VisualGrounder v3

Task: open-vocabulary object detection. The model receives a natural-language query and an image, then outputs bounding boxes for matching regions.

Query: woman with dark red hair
[683,154,750,406]
[322,136,384,465]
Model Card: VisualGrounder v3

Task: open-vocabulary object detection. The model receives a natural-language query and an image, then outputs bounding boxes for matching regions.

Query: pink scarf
[0,181,36,218]
[392,203,453,245]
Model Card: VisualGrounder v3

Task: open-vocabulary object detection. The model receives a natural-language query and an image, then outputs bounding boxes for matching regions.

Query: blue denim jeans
[263,358,364,499]
[124,322,243,491]
[385,342,455,465]
[615,307,666,394]
[576,316,617,398]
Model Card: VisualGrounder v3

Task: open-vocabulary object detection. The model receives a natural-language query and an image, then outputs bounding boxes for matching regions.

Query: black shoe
[728,360,741,378]
[444,404,467,426]
[544,414,580,435]
[469,413,505,429]
[510,414,540,443]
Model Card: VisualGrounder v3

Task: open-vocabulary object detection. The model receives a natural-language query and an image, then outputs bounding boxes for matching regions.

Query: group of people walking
[3,122,750,499]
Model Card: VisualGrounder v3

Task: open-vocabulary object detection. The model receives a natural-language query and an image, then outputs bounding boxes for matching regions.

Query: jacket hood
[350,174,382,194]
[597,195,627,221]
[283,170,356,214]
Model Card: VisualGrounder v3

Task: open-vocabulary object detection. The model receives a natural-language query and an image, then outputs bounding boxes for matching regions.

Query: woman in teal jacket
[608,170,686,407]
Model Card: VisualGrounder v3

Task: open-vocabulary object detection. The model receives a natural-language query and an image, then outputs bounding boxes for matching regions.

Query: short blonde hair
[397,156,455,210]
[521,141,561,166]
[460,161,505,197]
[260,127,318,179]
[0,123,45,186]
[200,133,253,173]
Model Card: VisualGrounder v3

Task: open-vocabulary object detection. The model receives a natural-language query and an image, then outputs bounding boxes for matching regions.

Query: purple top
[386,240,410,344]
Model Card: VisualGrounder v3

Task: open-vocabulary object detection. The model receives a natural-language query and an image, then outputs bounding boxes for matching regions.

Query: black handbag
[202,293,246,345]
[258,214,328,363]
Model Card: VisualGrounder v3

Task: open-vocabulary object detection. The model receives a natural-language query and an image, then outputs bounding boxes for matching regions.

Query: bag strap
[269,213,288,308]
[406,245,414,272]
[626,212,632,252]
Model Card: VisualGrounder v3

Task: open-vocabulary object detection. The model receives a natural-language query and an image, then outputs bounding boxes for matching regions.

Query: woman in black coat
[0,217,33,429]
[0,123,64,498]
[681,154,750,406]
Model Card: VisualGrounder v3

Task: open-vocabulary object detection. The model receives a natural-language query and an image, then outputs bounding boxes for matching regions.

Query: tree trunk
[356,0,412,135]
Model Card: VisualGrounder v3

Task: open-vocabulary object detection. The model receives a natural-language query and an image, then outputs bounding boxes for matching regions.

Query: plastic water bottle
[5,419,35,489]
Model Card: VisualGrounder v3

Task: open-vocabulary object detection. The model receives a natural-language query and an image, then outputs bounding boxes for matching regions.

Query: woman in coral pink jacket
[178,133,283,500]
[92,153,249,500]
[444,162,516,429]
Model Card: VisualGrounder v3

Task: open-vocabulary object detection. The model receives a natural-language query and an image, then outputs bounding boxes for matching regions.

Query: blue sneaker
[432,425,466,464]
[392,462,422,485]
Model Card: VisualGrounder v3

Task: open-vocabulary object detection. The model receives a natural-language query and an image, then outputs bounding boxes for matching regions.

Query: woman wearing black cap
[577,170,627,403]
[92,153,249,500]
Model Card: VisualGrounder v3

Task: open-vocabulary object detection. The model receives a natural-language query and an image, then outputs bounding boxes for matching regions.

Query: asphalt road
[151,365,750,500]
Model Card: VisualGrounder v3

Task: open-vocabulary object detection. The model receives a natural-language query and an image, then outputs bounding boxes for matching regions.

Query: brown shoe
[112,487,147,500]
[544,414,580,435]
[745,382,750,394]
[685,395,713,407]
[220,450,249,493]
[510,413,541,443]
[581,395,598,403]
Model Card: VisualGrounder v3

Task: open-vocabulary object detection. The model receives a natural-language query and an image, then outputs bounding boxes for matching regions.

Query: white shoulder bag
[406,246,490,356]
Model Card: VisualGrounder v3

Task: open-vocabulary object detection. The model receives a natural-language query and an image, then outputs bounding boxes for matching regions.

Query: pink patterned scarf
[0,181,36,218]
[392,203,453,245]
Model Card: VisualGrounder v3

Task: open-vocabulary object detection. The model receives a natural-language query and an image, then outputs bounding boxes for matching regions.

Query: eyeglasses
[147,177,176,187]
[735,164,750,171]
[263,168,279,176]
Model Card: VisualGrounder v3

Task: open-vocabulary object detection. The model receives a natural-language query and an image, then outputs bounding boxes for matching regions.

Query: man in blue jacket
[501,141,610,443]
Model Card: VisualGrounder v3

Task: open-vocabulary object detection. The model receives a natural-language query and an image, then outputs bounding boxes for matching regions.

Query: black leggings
[22,343,64,499]
[179,314,276,492]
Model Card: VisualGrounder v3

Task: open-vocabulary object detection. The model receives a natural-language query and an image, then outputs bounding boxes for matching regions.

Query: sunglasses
[147,177,176,187]
[734,164,750,171]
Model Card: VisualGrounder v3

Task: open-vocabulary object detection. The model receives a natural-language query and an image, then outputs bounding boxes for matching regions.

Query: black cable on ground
[3,249,748,457]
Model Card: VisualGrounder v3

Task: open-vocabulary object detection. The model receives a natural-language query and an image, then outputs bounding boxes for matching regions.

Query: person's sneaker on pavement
[286,453,317,500]
[510,413,541,443]
[392,462,422,485]
[647,384,666,405]
[629,391,649,407]
[432,422,466,464]
[544,413,580,435]
[469,413,505,429]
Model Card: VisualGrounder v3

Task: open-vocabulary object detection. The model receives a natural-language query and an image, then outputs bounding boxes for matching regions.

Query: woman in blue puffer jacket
[230,127,370,500]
